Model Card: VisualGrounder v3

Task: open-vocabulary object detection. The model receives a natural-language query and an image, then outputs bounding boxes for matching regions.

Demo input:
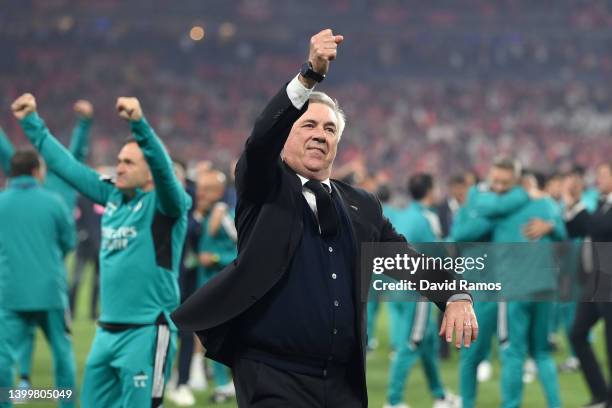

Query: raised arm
[450,205,494,242]
[235,29,343,203]
[68,100,94,162]
[235,80,310,202]
[0,127,15,176]
[12,93,113,205]
[53,196,77,257]
[548,202,568,242]
[523,199,568,242]
[116,97,190,217]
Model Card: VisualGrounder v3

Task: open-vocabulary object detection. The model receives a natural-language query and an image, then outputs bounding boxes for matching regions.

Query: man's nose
[312,134,326,143]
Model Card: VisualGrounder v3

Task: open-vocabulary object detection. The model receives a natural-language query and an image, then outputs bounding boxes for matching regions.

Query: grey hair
[309,91,346,140]
[492,155,522,178]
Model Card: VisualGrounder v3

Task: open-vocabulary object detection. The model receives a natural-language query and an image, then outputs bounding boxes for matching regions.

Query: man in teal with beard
[493,166,565,408]
[12,92,191,408]
[194,169,237,403]
[451,162,531,408]
[454,157,564,408]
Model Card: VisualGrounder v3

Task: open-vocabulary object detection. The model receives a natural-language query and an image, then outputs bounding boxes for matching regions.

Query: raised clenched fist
[116,97,142,122]
[74,100,94,118]
[308,29,344,77]
[11,93,37,120]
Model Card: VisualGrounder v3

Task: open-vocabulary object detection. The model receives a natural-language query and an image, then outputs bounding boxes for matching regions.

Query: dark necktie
[305,180,339,238]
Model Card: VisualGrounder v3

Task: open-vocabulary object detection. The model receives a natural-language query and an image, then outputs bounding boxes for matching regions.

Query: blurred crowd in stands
[1,0,611,192]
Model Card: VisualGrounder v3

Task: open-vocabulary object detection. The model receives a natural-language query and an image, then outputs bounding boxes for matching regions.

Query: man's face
[545,178,562,200]
[282,102,340,180]
[115,142,152,191]
[596,164,612,195]
[196,172,225,210]
[562,173,583,198]
[428,184,441,206]
[489,167,517,194]
[521,174,537,192]
[450,182,468,204]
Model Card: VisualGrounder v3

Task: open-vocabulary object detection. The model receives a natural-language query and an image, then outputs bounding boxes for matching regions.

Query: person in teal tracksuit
[0,149,77,408]
[0,100,92,389]
[194,170,238,403]
[12,93,191,408]
[454,159,564,408]
[493,169,565,408]
[368,184,401,351]
[384,173,457,408]
[451,175,530,408]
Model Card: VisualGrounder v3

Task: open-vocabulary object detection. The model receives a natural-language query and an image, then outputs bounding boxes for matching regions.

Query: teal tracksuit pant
[0,309,76,408]
[386,302,445,405]
[459,301,498,408]
[500,301,560,408]
[81,324,176,408]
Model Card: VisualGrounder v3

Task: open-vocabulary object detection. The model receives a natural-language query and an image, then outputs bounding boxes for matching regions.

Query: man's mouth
[307,146,326,155]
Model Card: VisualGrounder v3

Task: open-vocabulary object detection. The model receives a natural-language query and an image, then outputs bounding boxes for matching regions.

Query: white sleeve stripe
[152,325,171,398]
[221,213,238,243]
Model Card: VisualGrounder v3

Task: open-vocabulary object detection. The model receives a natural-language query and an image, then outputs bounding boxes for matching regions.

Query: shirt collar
[8,175,39,188]
[297,174,331,191]
[121,187,146,204]
[411,200,433,212]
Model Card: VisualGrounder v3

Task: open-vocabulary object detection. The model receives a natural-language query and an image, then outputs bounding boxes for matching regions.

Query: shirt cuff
[286,74,314,109]
[447,293,473,304]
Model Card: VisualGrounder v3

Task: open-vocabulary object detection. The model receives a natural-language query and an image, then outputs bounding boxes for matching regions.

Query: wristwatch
[300,61,325,83]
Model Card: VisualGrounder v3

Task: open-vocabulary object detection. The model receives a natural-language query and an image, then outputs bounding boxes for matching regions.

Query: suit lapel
[281,161,304,195]
[330,182,361,250]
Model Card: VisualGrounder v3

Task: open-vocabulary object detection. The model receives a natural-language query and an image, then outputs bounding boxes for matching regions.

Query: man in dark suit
[171,29,478,407]
[437,174,468,238]
[566,162,612,408]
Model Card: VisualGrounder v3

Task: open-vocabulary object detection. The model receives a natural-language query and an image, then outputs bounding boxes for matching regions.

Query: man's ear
[146,168,154,184]
[33,167,45,183]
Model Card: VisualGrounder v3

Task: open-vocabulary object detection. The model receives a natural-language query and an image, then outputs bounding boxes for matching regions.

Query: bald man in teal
[193,170,238,402]
[12,93,191,408]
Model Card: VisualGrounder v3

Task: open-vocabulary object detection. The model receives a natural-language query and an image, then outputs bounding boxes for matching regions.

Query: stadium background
[1,0,612,406]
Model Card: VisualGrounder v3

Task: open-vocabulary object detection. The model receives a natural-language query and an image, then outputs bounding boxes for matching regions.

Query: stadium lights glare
[189,25,205,41]
[219,22,236,40]
[57,15,75,32]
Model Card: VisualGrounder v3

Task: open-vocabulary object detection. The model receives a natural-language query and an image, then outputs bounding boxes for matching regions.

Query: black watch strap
[300,61,325,83]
